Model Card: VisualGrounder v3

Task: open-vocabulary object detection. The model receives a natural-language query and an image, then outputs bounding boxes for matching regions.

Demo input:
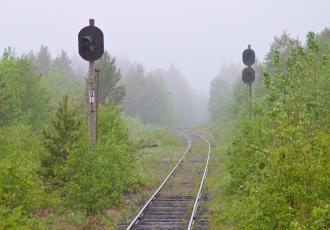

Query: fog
[1,0,329,93]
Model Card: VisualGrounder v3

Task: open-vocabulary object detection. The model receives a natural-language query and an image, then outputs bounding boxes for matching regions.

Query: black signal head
[78,25,104,61]
[242,67,255,85]
[242,45,255,67]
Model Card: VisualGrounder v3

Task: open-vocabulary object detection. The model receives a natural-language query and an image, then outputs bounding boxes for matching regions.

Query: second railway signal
[242,44,256,118]
[242,67,255,85]
[242,44,255,67]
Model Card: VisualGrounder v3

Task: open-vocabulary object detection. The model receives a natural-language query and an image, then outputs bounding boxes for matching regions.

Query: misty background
[1,0,329,91]
[1,0,329,126]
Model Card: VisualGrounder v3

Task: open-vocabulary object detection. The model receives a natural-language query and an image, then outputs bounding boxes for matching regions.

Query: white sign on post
[89,90,95,103]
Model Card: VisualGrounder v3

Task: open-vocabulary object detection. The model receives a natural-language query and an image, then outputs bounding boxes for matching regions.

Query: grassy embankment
[197,122,235,230]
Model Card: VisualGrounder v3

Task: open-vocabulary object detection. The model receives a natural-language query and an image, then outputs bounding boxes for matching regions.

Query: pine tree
[95,50,125,105]
[41,95,81,184]
[0,74,11,125]
[208,77,230,122]
[52,50,73,76]
[36,45,51,75]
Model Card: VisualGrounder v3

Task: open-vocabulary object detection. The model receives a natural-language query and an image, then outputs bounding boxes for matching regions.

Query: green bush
[214,31,330,229]
[126,116,178,146]
[63,104,141,215]
[0,125,45,229]
[0,56,49,126]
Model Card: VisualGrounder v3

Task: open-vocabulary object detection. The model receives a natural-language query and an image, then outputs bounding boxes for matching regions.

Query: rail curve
[126,130,211,230]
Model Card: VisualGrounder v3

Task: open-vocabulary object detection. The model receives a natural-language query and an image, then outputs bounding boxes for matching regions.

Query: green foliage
[208,77,230,122]
[41,95,81,186]
[126,116,179,146]
[40,68,84,110]
[63,104,140,215]
[123,65,175,126]
[51,50,73,76]
[0,54,49,126]
[216,30,330,229]
[0,46,142,228]
[153,66,208,127]
[265,32,299,73]
[98,104,140,193]
[36,45,51,76]
[0,125,45,229]
[0,74,11,120]
[95,51,125,105]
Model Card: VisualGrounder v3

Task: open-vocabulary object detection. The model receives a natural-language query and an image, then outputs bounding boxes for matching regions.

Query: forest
[0,40,207,228]
[0,18,329,230]
[208,29,330,229]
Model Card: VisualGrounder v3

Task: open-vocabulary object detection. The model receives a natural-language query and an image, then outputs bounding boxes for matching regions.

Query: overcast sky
[1,0,329,93]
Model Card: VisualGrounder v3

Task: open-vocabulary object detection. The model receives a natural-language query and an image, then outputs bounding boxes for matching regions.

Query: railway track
[123,130,211,230]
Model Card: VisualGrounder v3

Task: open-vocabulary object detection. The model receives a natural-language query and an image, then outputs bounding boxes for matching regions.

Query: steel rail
[187,133,211,230]
[126,134,192,230]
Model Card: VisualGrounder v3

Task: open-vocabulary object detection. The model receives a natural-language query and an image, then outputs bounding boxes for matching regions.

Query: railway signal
[242,66,255,85]
[78,22,104,61]
[78,19,104,145]
[242,45,256,118]
[242,45,255,67]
